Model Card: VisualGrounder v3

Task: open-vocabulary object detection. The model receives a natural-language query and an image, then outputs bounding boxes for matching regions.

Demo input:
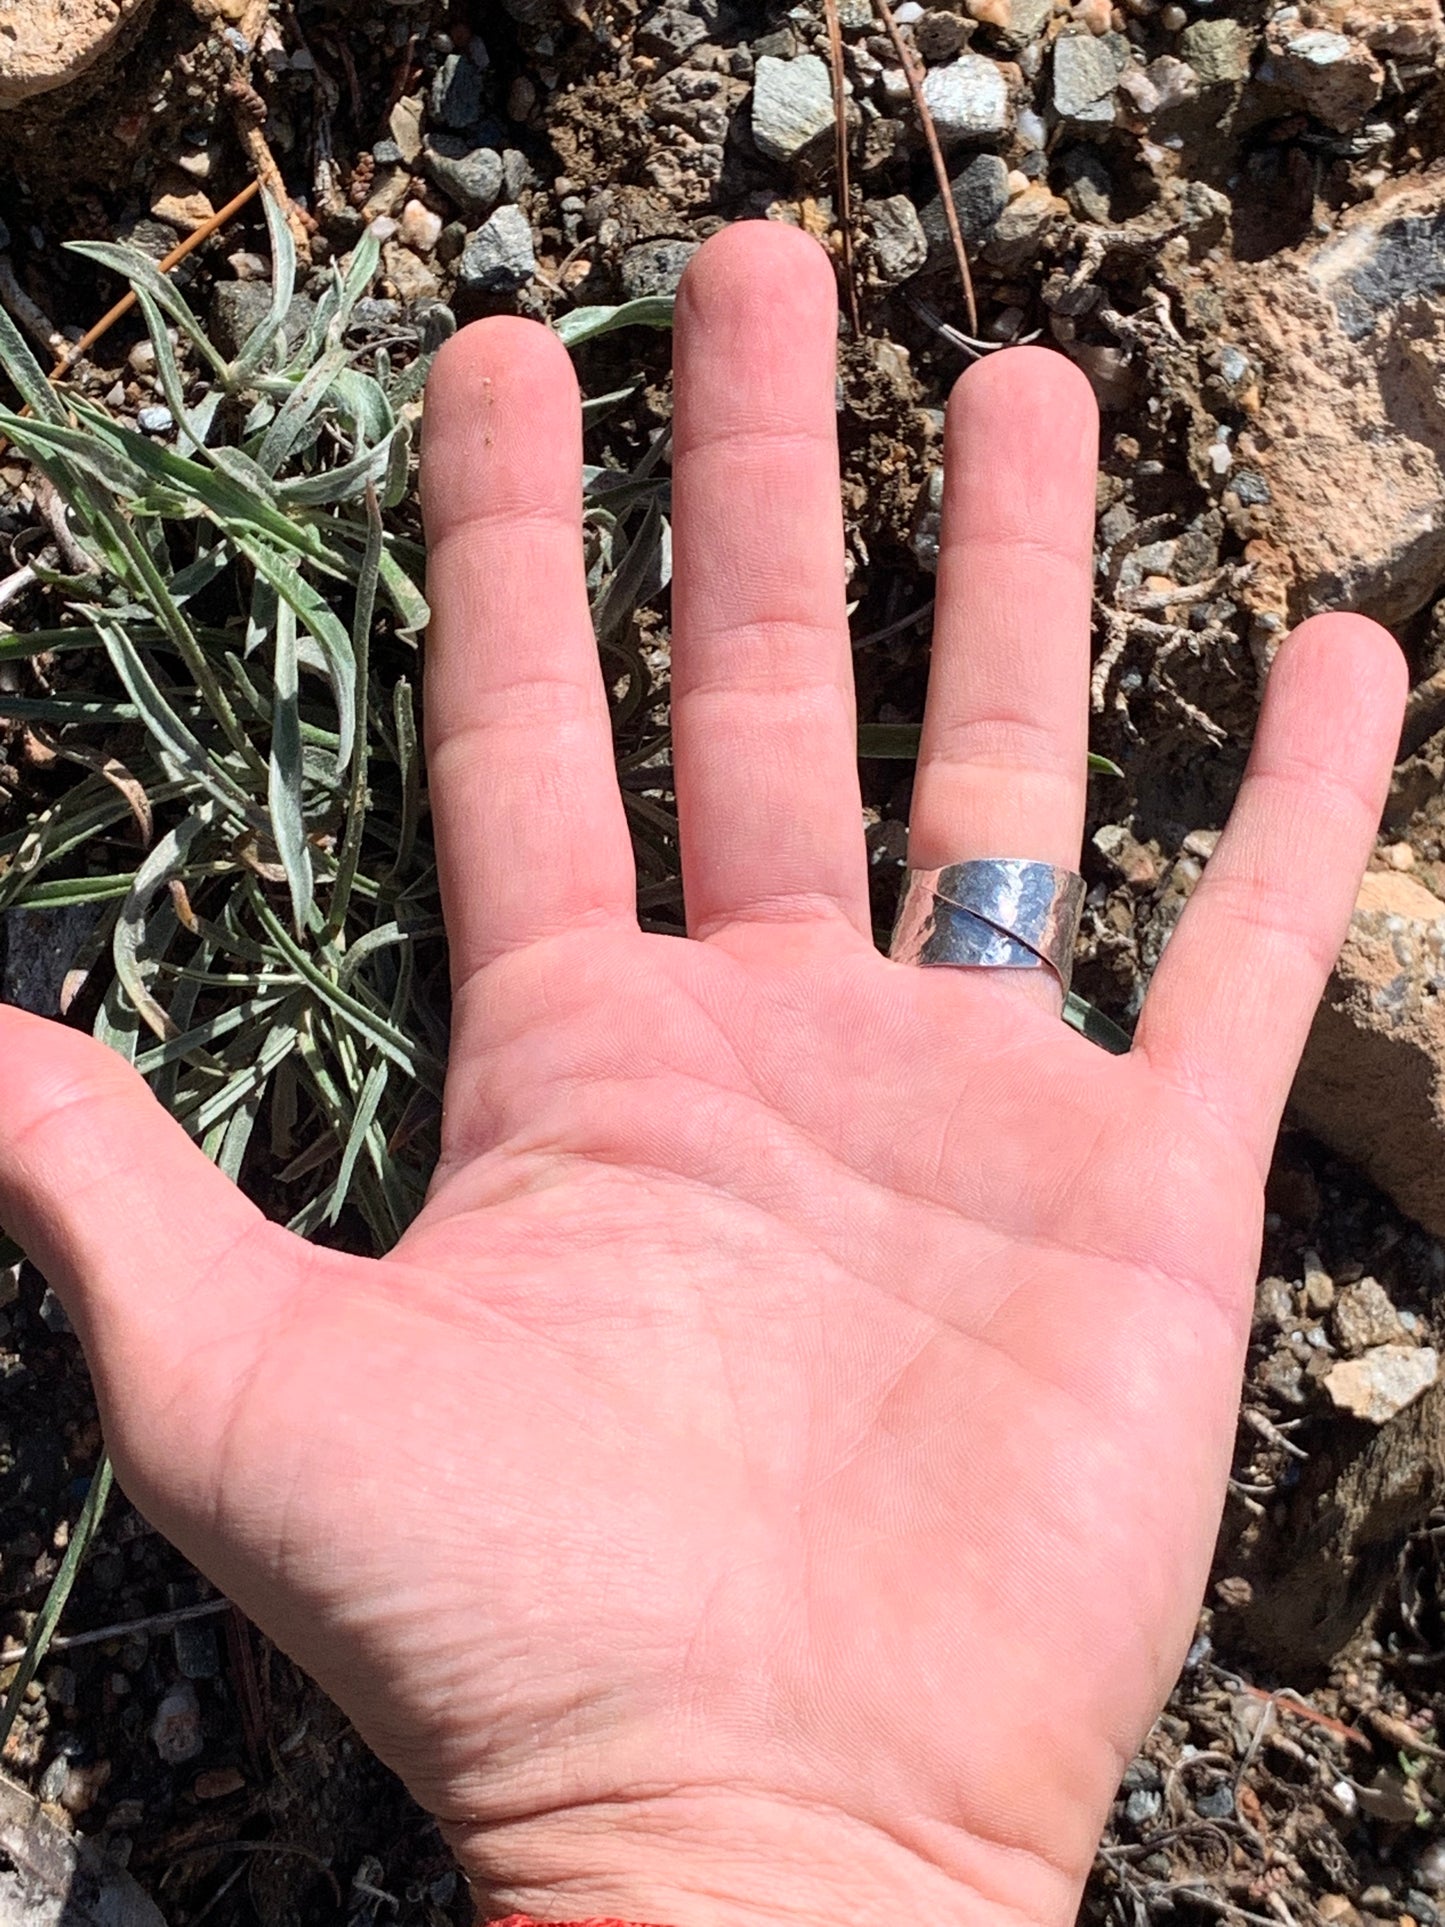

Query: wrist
[452,1783,1083,1927]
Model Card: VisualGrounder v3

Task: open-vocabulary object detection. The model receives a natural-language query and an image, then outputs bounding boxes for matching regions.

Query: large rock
[1202,178,1445,633]
[1291,871,1445,1236]
[0,0,155,105]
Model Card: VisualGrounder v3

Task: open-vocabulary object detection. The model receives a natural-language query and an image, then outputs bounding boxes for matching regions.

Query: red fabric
[486,1917,673,1927]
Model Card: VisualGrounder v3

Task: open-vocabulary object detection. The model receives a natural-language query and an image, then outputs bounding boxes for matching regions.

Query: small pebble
[137,405,174,436]
[225,250,270,281]
[193,1766,246,1800]
[400,200,443,253]
[1417,1841,1445,1896]
[151,1678,204,1764]
[1161,2,1186,24]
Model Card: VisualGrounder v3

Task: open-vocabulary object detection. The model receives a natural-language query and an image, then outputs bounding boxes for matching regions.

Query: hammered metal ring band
[890,858,1087,994]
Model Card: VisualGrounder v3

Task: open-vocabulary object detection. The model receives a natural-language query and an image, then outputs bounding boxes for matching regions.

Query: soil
[3,0,1445,1923]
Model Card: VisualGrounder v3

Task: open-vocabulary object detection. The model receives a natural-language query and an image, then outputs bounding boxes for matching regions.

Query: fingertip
[422,317,582,544]
[1271,610,1408,714]
[677,218,838,342]
[428,313,577,410]
[948,344,1099,442]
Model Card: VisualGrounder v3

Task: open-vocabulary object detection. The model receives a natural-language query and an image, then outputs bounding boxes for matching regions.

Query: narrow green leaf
[1063,992,1133,1055]
[0,1457,114,1758]
[10,874,138,906]
[326,1056,389,1225]
[241,539,357,771]
[249,889,443,1094]
[275,423,402,505]
[0,298,69,422]
[554,295,676,346]
[322,484,382,941]
[66,240,229,379]
[593,496,666,645]
[230,189,300,383]
[94,616,258,826]
[113,806,215,1041]
[268,598,316,934]
[1088,751,1125,778]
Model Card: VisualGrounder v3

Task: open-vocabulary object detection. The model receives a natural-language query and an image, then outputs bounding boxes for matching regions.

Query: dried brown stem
[823,0,861,335]
[869,0,978,336]
[50,178,263,381]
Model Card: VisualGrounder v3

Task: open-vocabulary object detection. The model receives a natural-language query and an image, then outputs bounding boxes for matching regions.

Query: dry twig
[822,0,861,335]
[869,0,977,335]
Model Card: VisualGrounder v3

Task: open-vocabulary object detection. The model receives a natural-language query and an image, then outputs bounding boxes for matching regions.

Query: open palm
[0,225,1405,1927]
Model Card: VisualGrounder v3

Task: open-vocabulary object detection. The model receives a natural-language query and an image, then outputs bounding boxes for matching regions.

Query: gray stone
[984,181,1064,268]
[151,1679,204,1764]
[751,52,835,161]
[1315,195,1445,340]
[911,464,944,573]
[1262,20,1382,130]
[620,237,700,296]
[866,194,928,283]
[1125,1787,1163,1827]
[389,93,426,162]
[1229,470,1271,507]
[1180,15,1252,84]
[429,51,485,130]
[919,151,1010,257]
[422,136,504,219]
[1059,145,1112,222]
[458,204,537,292]
[136,404,174,435]
[919,53,1011,142]
[915,9,972,60]
[999,0,1054,48]
[210,283,317,361]
[0,1771,167,1927]
[503,147,540,199]
[1332,1277,1407,1355]
[636,0,724,59]
[1253,1275,1296,1331]
[1325,1345,1439,1423]
[1052,30,1127,121]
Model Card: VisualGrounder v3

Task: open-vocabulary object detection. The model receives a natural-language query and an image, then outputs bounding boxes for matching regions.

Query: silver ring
[890,858,1086,993]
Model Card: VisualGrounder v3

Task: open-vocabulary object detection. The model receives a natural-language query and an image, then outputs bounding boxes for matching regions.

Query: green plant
[0,200,683,1249]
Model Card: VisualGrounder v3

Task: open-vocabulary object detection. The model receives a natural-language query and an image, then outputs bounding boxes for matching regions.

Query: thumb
[0,1004,301,1420]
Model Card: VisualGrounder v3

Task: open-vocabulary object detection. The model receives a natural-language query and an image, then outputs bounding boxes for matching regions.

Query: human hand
[0,222,1406,1927]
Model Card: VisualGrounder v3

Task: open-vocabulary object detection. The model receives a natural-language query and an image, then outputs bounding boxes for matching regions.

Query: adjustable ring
[890,858,1086,994]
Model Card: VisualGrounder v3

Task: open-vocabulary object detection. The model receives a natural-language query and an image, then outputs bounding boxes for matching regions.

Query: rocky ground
[5,0,1445,1922]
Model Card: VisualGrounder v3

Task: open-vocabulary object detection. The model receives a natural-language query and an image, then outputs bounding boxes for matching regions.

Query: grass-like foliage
[0,195,678,1252]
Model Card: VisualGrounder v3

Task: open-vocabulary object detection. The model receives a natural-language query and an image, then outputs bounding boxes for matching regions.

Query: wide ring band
[890,858,1086,993]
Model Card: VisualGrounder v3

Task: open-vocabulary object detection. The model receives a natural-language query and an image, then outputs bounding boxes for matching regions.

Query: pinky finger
[1133,614,1406,1173]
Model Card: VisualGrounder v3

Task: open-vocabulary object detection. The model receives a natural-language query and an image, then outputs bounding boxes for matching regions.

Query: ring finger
[909,347,1098,882]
